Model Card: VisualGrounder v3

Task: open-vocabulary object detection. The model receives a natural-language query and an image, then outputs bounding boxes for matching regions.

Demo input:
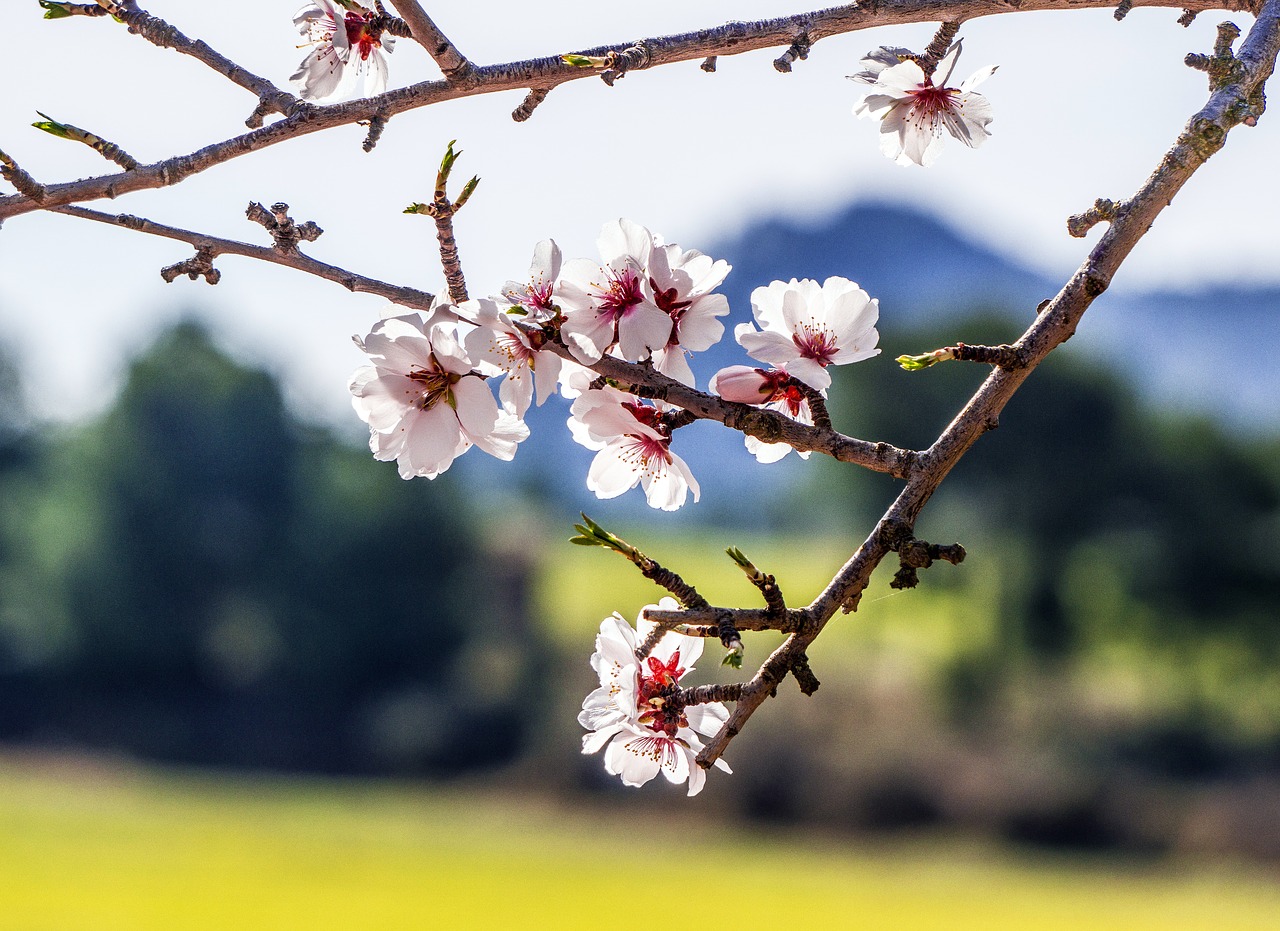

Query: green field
[2,756,1278,930]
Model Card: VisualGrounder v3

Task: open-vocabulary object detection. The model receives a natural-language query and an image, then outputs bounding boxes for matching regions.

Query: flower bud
[709,365,772,404]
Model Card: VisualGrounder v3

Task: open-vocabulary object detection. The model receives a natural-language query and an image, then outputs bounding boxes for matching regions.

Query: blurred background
[3,2,1280,928]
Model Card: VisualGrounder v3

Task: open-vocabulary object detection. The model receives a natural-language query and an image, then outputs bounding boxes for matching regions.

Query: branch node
[246,201,323,254]
[700,56,718,72]
[773,31,811,73]
[601,42,652,85]
[512,88,550,122]
[362,114,388,152]
[32,111,139,171]
[0,149,47,202]
[1114,0,1134,21]
[160,246,220,285]
[891,536,966,590]
[1067,197,1122,238]
[1177,9,1198,27]
[790,653,820,696]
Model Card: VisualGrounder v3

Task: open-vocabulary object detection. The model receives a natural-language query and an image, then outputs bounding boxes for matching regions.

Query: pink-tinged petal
[876,59,927,93]
[497,367,535,418]
[745,434,796,463]
[749,279,794,329]
[710,365,771,404]
[451,375,500,438]
[603,731,663,787]
[641,452,699,511]
[582,723,626,755]
[854,93,900,121]
[530,238,562,280]
[398,405,463,477]
[653,347,695,388]
[598,219,654,266]
[675,294,729,351]
[587,445,641,499]
[686,757,707,797]
[531,351,562,407]
[785,357,832,392]
[351,372,422,432]
[560,311,614,364]
[470,411,528,461]
[737,327,800,367]
[685,702,729,737]
[290,45,345,101]
[615,304,672,362]
[960,64,998,93]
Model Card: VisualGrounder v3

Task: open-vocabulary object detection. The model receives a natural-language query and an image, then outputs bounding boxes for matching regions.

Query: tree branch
[2,0,1252,223]
[387,1,472,76]
[51,205,437,307]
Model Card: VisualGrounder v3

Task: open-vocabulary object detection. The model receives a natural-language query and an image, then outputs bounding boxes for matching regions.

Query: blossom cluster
[349,219,882,507]
[579,601,732,796]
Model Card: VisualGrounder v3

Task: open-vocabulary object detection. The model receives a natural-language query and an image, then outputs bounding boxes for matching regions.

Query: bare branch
[52,205,436,307]
[387,1,472,76]
[70,1,302,127]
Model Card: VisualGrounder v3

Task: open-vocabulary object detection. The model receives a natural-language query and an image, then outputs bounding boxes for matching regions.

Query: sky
[2,1,1278,427]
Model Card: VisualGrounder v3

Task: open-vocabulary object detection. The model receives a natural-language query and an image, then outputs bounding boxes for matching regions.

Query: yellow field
[1,757,1278,931]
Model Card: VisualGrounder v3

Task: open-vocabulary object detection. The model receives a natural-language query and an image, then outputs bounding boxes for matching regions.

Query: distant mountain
[715,201,1280,430]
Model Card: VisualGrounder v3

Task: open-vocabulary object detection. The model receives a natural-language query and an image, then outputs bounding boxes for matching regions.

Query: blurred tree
[0,322,538,773]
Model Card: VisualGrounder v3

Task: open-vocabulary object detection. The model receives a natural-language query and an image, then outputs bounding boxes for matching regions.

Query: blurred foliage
[0,322,540,774]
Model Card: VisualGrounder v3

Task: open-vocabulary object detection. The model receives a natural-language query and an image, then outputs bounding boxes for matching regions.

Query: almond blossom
[499,239,564,326]
[580,601,731,797]
[734,276,880,393]
[568,379,699,511]
[462,298,563,418]
[850,40,997,168]
[646,242,732,387]
[558,219,673,364]
[290,1,395,102]
[709,365,814,463]
[350,309,527,479]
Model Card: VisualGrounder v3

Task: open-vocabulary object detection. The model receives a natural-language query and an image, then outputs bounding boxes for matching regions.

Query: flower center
[792,323,838,366]
[598,268,644,320]
[345,13,382,61]
[760,369,807,417]
[907,83,958,120]
[407,363,459,411]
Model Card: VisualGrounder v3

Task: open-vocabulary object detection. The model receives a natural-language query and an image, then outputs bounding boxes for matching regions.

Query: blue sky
[2,1,1277,425]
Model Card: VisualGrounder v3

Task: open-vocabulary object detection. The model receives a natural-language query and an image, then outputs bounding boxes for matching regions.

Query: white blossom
[580,601,731,797]
[558,219,672,364]
[350,310,527,479]
[646,242,732,387]
[734,277,880,392]
[851,40,996,167]
[462,298,563,418]
[567,382,699,511]
[290,1,395,102]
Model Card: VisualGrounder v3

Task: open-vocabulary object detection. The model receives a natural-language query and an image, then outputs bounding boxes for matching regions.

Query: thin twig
[52,205,435,307]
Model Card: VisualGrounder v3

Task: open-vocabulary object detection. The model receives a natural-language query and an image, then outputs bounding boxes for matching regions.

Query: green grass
[1,757,1278,930]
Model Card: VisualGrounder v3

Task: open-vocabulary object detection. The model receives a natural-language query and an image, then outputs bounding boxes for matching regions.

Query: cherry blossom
[290,1,395,102]
[568,380,699,511]
[850,40,997,168]
[462,298,563,418]
[580,601,731,796]
[709,365,814,463]
[734,277,880,392]
[557,220,673,364]
[350,309,527,479]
